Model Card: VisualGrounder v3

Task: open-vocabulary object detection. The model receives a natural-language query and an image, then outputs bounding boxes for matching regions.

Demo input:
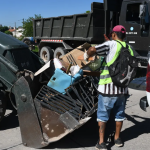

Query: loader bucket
[13,75,99,148]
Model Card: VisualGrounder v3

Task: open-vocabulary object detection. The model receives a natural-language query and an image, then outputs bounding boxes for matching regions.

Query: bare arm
[87,34,110,57]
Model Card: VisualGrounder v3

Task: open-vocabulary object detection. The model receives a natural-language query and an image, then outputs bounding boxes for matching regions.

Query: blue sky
[1,0,103,28]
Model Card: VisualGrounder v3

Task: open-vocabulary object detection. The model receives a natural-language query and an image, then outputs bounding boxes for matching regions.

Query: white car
[128,55,149,111]
[139,52,150,111]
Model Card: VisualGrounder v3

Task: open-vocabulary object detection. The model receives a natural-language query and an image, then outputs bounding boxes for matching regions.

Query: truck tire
[40,46,54,63]
[0,90,6,122]
[54,47,66,59]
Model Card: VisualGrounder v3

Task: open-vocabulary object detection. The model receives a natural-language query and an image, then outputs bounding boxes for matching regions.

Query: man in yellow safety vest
[84,25,134,150]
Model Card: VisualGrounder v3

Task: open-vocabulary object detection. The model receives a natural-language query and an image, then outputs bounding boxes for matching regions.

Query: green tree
[86,11,90,13]
[4,30,13,35]
[0,26,9,32]
[22,14,42,37]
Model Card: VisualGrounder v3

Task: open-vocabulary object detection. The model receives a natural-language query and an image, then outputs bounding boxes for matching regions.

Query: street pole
[15,22,16,38]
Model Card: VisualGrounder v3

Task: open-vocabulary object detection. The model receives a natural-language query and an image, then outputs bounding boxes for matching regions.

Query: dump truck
[33,0,148,67]
[0,0,149,149]
[33,2,105,62]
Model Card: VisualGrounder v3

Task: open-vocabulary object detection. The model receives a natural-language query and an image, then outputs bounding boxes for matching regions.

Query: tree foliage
[4,30,13,35]
[86,11,90,13]
[22,14,42,37]
[0,26,9,32]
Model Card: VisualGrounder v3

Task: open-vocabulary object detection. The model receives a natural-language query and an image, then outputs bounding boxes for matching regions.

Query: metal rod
[41,89,82,114]
[35,98,63,114]
[71,86,90,111]
[79,83,93,107]
[44,86,82,105]
[66,63,72,74]
[37,95,67,113]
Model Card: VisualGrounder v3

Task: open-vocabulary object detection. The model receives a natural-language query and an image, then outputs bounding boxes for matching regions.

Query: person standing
[84,25,134,150]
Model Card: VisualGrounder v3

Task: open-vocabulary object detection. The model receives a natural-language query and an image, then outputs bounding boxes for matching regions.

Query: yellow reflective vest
[99,40,134,85]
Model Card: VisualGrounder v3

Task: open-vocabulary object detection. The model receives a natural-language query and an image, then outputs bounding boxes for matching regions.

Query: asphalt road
[0,88,150,150]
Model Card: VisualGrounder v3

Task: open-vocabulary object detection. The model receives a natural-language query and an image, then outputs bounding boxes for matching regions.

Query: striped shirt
[95,40,129,96]
[98,83,129,96]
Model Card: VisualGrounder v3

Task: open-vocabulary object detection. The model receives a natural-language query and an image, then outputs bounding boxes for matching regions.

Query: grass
[33,46,39,52]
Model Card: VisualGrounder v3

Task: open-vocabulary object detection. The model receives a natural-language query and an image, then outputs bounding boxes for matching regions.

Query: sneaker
[114,138,123,147]
[95,142,108,150]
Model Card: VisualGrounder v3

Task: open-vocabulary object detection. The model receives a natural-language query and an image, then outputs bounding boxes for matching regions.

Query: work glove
[83,51,89,61]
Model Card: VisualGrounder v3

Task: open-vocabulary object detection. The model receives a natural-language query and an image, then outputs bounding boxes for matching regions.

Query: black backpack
[108,41,138,88]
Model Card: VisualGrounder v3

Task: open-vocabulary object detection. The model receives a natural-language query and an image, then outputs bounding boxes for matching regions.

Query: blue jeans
[97,94,126,122]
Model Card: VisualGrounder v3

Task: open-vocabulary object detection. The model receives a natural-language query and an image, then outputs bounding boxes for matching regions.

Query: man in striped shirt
[84,25,134,150]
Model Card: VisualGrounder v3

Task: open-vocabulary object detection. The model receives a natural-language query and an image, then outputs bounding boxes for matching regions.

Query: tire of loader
[0,90,6,122]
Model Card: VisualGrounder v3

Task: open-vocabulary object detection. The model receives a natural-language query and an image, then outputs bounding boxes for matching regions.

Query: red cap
[109,25,126,37]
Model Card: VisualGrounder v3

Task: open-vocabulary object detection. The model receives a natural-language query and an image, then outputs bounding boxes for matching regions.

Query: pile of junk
[15,43,104,148]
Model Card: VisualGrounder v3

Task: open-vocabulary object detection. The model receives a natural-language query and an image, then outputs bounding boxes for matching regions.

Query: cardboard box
[61,43,92,68]
[61,43,104,76]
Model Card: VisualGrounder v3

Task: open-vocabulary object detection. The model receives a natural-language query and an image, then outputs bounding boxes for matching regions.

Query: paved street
[0,88,150,150]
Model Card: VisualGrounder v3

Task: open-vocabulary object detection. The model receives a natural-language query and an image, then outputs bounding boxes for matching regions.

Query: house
[12,27,24,38]
[9,29,15,32]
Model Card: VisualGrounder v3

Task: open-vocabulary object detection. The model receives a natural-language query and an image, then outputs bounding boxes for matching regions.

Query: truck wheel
[40,46,54,63]
[0,90,6,122]
[23,39,31,46]
[54,47,66,59]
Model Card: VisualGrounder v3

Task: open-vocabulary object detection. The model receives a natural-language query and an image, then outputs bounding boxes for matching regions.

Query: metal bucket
[13,76,99,148]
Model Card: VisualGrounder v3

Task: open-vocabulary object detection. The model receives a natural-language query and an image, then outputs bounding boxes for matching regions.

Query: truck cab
[105,0,150,58]
[120,0,150,57]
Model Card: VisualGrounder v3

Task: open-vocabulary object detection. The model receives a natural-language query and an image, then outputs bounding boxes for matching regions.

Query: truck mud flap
[140,96,149,111]
[13,76,99,148]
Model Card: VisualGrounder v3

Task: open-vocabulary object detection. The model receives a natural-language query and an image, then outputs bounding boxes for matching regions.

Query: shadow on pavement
[44,112,116,149]
[121,114,150,143]
[107,113,150,150]
[44,112,99,149]
[1,101,150,150]
[0,106,19,130]
[43,95,131,149]
[44,112,150,150]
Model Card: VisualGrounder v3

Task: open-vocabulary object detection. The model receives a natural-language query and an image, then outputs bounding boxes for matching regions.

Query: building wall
[12,29,24,38]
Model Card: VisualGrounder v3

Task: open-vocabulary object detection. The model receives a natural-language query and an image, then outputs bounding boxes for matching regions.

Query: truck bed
[33,2,105,44]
